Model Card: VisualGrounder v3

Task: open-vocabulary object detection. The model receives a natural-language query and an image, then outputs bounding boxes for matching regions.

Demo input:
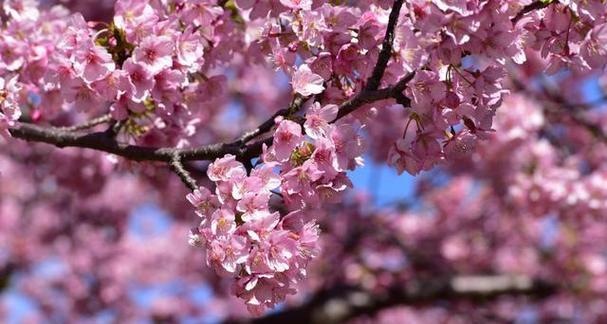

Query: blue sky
[347,156,416,205]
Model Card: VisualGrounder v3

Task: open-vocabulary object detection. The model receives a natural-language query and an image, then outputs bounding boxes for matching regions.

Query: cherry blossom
[1,0,607,320]
[291,64,325,97]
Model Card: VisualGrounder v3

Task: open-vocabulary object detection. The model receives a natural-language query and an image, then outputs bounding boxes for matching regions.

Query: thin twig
[334,71,415,122]
[169,154,199,191]
[511,0,554,24]
[59,114,112,132]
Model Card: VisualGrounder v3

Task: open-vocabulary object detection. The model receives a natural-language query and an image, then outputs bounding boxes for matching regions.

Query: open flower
[304,102,338,139]
[291,64,324,97]
[133,36,174,75]
[74,42,115,83]
[272,119,303,162]
[123,58,155,102]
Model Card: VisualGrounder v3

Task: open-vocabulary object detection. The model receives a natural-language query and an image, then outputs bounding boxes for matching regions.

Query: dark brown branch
[169,155,199,191]
[334,71,415,122]
[227,275,557,324]
[364,0,404,91]
[511,0,554,24]
[0,263,15,293]
[9,78,414,163]
[8,123,245,162]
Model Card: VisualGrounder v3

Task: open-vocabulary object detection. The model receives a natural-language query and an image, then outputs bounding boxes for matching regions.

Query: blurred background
[2,1,607,323]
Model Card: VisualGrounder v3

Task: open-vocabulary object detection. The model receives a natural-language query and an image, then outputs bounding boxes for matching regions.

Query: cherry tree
[1,0,607,322]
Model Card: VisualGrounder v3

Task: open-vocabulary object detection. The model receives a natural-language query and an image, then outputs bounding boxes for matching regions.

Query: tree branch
[5,0,556,165]
[9,79,413,163]
[334,71,415,122]
[7,0,414,190]
[169,154,199,191]
[226,275,557,324]
[8,122,250,161]
[364,0,404,91]
[511,0,554,24]
[59,114,112,132]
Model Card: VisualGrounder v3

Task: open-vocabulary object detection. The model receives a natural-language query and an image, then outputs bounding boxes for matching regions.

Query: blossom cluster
[47,0,225,141]
[0,0,66,136]
[386,0,607,174]
[186,155,320,315]
[188,0,607,311]
[0,0,232,146]
[186,94,369,313]
[0,76,21,138]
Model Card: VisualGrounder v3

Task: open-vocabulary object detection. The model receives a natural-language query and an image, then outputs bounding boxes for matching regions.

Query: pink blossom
[3,0,607,318]
[187,186,220,217]
[581,23,607,68]
[151,69,185,109]
[280,0,312,11]
[282,160,324,196]
[74,43,115,83]
[291,64,325,97]
[176,27,205,72]
[243,212,281,241]
[62,78,104,112]
[296,221,320,259]
[210,208,237,236]
[133,36,174,75]
[0,75,21,135]
[180,0,224,27]
[244,247,273,275]
[408,71,446,114]
[250,164,282,191]
[123,59,155,102]
[264,230,297,272]
[297,11,327,46]
[207,235,248,274]
[207,154,247,182]
[272,120,303,162]
[329,123,364,171]
[92,70,130,101]
[304,102,338,139]
[356,12,382,50]
[113,0,157,31]
[311,138,339,180]
[0,76,21,121]
[231,176,264,200]
[2,0,39,21]
[236,192,271,221]
[109,94,145,120]
[307,52,333,81]
[432,0,475,16]
[0,35,26,71]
